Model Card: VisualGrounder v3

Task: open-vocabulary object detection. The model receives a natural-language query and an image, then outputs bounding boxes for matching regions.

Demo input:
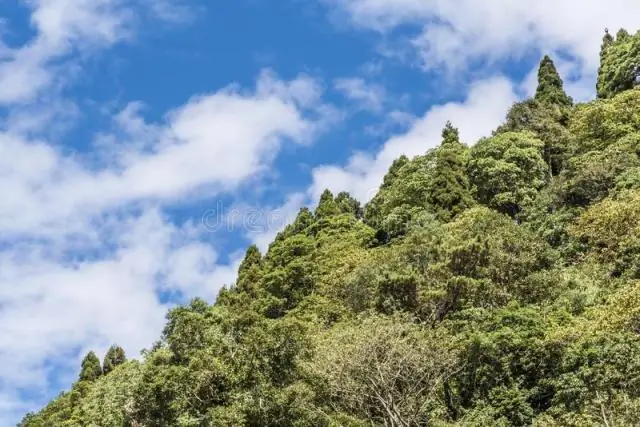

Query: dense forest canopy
[20,28,640,427]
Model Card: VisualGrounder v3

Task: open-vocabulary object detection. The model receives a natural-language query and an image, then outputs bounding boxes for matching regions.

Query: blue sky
[0,0,638,423]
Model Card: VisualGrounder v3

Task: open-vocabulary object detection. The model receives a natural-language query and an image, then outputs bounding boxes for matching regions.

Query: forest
[19,28,640,426]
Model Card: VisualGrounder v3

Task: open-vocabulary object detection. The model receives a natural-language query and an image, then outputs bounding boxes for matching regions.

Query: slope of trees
[20,28,640,427]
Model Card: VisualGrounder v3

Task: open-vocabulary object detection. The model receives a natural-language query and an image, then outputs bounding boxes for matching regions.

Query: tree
[427,121,474,221]
[102,345,127,375]
[602,28,615,52]
[557,134,640,206]
[364,150,439,239]
[315,189,341,219]
[496,99,573,175]
[79,351,102,382]
[597,27,640,98]
[335,191,362,217]
[569,89,640,154]
[468,131,548,218]
[236,244,264,295]
[305,315,460,426]
[535,55,573,107]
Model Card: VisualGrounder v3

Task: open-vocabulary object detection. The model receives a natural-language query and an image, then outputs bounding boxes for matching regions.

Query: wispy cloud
[334,77,387,113]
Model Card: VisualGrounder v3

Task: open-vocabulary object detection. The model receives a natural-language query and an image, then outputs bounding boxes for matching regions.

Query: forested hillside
[20,28,640,427]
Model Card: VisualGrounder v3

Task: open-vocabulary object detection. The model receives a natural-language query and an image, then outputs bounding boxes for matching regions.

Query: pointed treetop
[102,345,127,375]
[335,191,362,217]
[79,351,102,382]
[381,155,409,189]
[238,244,263,273]
[291,207,314,232]
[441,121,462,146]
[315,189,341,219]
[535,55,573,107]
[616,28,631,41]
[602,28,614,50]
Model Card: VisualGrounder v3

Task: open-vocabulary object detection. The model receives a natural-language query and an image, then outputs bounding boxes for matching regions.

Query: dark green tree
[427,121,474,221]
[601,28,615,55]
[235,244,263,295]
[597,27,640,98]
[469,131,548,218]
[315,189,341,219]
[79,351,102,382]
[616,28,631,41]
[535,55,573,107]
[102,345,127,375]
[335,191,362,217]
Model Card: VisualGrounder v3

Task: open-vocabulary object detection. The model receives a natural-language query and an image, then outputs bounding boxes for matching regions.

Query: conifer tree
[616,28,631,41]
[236,244,264,294]
[597,29,615,97]
[315,189,341,219]
[335,191,362,217]
[102,345,127,375]
[381,155,409,189]
[598,27,640,98]
[602,28,614,52]
[238,244,262,273]
[291,208,315,233]
[535,55,572,107]
[427,122,474,221]
[79,351,102,382]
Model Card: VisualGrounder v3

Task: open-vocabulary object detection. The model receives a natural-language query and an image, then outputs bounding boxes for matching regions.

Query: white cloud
[334,77,387,112]
[246,192,307,253]
[328,0,640,97]
[0,65,324,418]
[0,3,329,421]
[0,71,321,238]
[0,0,192,105]
[310,76,517,203]
[0,0,136,104]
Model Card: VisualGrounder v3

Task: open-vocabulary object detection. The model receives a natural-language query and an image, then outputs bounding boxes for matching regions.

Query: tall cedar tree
[315,189,341,219]
[535,55,573,107]
[597,27,640,98]
[428,122,474,221]
[236,244,263,294]
[79,351,102,382]
[102,345,127,375]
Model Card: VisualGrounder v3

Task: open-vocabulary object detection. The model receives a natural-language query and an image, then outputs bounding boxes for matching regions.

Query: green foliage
[535,55,573,107]
[569,88,640,154]
[335,191,362,217]
[79,351,102,382]
[469,131,548,217]
[570,190,640,277]
[80,361,141,426]
[496,98,573,176]
[364,149,438,239]
[102,345,127,375]
[427,122,475,221]
[557,133,640,206]
[315,189,341,219]
[22,29,640,427]
[597,28,640,98]
[304,314,460,426]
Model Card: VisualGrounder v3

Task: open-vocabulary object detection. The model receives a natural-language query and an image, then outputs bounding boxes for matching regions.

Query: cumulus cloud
[0,3,329,423]
[327,0,640,96]
[310,76,517,203]
[0,70,322,418]
[0,71,320,238]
